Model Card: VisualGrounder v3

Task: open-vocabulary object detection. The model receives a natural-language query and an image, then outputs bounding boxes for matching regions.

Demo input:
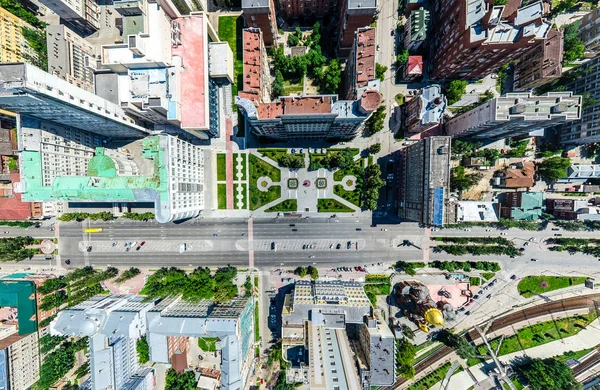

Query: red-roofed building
[242,0,278,46]
[240,28,271,104]
[345,27,377,100]
[403,56,423,81]
[0,173,42,220]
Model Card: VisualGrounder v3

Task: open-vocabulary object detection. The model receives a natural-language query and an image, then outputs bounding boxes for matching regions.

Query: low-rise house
[499,191,543,220]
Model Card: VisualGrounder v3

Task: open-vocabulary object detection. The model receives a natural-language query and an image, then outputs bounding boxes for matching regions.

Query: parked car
[510,275,517,280]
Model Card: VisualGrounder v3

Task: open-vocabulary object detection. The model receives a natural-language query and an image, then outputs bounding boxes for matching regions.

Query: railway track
[381,293,600,390]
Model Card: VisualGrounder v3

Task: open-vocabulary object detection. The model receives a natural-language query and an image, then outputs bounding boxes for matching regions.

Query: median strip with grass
[517,276,588,298]
[217,184,227,209]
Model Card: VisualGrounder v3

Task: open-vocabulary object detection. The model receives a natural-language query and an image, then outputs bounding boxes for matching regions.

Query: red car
[140,241,146,246]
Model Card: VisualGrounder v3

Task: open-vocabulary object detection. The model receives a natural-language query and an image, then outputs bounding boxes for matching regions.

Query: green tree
[322,59,342,94]
[396,49,409,66]
[395,338,416,378]
[22,28,48,70]
[450,166,483,192]
[365,105,386,134]
[38,277,67,295]
[165,368,197,390]
[287,33,300,47]
[0,236,36,262]
[538,156,571,181]
[295,266,307,278]
[368,143,381,154]
[375,63,388,81]
[115,267,141,283]
[445,80,468,105]
[40,290,67,311]
[516,358,580,390]
[243,276,253,297]
[183,267,214,301]
[272,70,285,99]
[39,334,66,355]
[213,265,238,303]
[436,329,478,359]
[308,266,319,280]
[278,154,305,169]
[136,336,150,364]
[0,0,46,28]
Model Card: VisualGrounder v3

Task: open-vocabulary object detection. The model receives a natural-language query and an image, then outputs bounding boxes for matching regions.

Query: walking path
[226,118,234,209]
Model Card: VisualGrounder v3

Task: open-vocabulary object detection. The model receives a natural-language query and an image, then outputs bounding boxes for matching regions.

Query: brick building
[431,0,551,80]
[580,8,600,58]
[239,28,272,103]
[337,0,377,55]
[513,28,563,91]
[344,27,379,100]
[403,85,446,136]
[242,0,278,46]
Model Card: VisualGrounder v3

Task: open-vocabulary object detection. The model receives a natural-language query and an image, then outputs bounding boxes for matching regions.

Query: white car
[131,241,137,247]
[179,243,187,253]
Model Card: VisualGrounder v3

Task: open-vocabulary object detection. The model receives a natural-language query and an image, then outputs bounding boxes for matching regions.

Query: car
[347,241,352,249]
[355,266,359,271]
[510,274,517,280]
[491,279,497,284]
[111,241,117,247]
[65,259,71,265]
[309,255,315,259]
[292,229,298,232]
[303,245,307,250]
[486,294,492,299]
[290,224,296,227]
[140,241,146,246]
[530,258,538,262]
[179,243,187,253]
[465,311,471,316]
[135,246,141,251]
[86,246,92,252]
[336,243,341,249]
[458,307,466,312]
[529,237,535,242]
[124,242,128,247]
[131,241,137,247]
[390,30,394,36]
[473,295,479,299]
[381,228,388,231]
[356,228,362,231]
[337,267,341,272]
[477,290,483,295]
[329,244,334,249]
[126,247,130,252]
[552,228,560,231]
[213,233,218,237]
[554,233,563,236]
[519,248,525,252]
[271,242,276,251]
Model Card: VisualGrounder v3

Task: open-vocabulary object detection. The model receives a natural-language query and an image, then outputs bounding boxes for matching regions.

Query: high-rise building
[0,7,39,64]
[281,280,395,388]
[242,0,278,46]
[399,136,451,226]
[445,92,582,140]
[403,85,446,137]
[404,8,429,51]
[580,8,600,58]
[50,295,155,390]
[277,0,336,20]
[431,0,551,80]
[513,28,563,91]
[47,24,96,93]
[0,63,150,139]
[146,297,255,390]
[558,56,600,145]
[38,0,99,34]
[237,94,381,140]
[337,0,377,55]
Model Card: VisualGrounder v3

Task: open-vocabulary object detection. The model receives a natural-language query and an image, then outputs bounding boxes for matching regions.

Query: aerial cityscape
[0,0,599,389]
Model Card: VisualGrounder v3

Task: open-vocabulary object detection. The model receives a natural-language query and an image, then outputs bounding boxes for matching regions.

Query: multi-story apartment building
[281,280,395,388]
[344,27,380,100]
[580,8,600,58]
[146,297,255,390]
[238,28,272,103]
[0,279,40,390]
[513,28,563,91]
[558,56,600,145]
[237,93,381,140]
[38,0,99,34]
[431,0,551,79]
[47,24,96,93]
[242,0,278,46]
[277,0,337,20]
[0,7,39,64]
[51,295,155,390]
[403,85,446,136]
[337,0,377,55]
[399,136,451,226]
[403,56,423,81]
[404,7,429,51]
[445,92,582,140]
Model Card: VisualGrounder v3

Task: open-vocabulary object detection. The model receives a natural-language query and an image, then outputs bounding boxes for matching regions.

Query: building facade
[50,295,155,390]
[47,24,96,93]
[404,85,446,136]
[431,0,551,79]
[513,28,563,91]
[399,136,451,226]
[242,0,278,46]
[0,7,39,64]
[404,8,429,51]
[445,92,582,140]
[580,8,600,58]
[38,0,99,34]
[558,56,600,145]
[337,0,377,55]
[0,327,40,390]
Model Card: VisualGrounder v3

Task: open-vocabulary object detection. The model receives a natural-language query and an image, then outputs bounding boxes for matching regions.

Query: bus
[84,228,103,233]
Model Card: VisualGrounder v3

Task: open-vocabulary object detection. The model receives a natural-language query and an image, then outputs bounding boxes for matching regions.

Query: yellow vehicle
[84,228,103,233]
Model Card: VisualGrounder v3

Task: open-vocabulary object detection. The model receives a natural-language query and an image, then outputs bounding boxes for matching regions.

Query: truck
[84,228,103,233]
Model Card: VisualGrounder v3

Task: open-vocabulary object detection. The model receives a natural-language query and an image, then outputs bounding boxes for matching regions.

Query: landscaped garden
[517,276,588,298]
[218,16,243,107]
[265,199,298,213]
[197,337,218,352]
[217,153,226,181]
[217,184,227,209]
[407,362,453,390]
[334,184,361,207]
[249,154,281,210]
[317,198,354,213]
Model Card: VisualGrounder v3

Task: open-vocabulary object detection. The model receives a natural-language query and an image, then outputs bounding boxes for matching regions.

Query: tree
[287,33,300,47]
[538,156,571,181]
[0,0,46,29]
[38,277,67,295]
[183,267,214,301]
[365,105,386,134]
[400,324,415,340]
[396,338,416,379]
[40,290,68,311]
[244,276,252,297]
[396,49,409,66]
[295,266,307,278]
[445,80,468,105]
[165,369,197,390]
[136,336,150,364]
[308,266,319,280]
[0,236,36,262]
[375,63,388,81]
[278,154,305,169]
[450,166,482,192]
[39,334,66,355]
[516,358,580,390]
[368,143,381,154]
[322,59,342,94]
[115,267,141,283]
[436,329,478,359]
[21,28,48,70]
[272,70,285,99]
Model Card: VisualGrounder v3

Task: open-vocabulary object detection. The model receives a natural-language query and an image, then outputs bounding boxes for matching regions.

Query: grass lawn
[364,283,390,306]
[481,272,496,281]
[217,184,227,209]
[469,276,481,286]
[254,304,260,343]
[395,93,405,105]
[329,148,360,157]
[217,153,227,181]
[334,184,361,207]
[198,337,218,352]
[249,154,281,182]
[333,159,363,181]
[407,362,451,390]
[265,199,298,213]
[517,276,588,297]
[250,186,280,211]
[283,79,304,95]
[317,198,354,213]
[555,348,594,363]
[249,154,282,210]
[218,15,243,111]
[258,148,288,163]
[470,312,598,363]
[236,153,247,181]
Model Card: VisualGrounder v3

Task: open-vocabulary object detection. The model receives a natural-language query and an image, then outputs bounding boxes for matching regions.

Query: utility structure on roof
[431,0,552,80]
